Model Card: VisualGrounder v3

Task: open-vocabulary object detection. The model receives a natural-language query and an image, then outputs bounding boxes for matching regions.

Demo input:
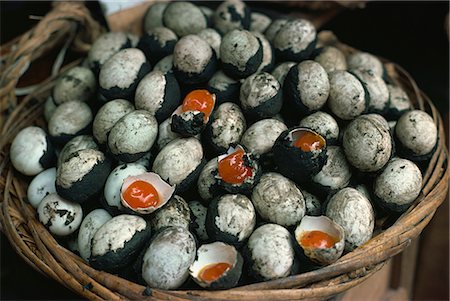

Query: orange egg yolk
[293,131,325,152]
[182,89,215,121]
[122,180,159,209]
[299,230,338,249]
[218,149,253,184]
[199,262,232,282]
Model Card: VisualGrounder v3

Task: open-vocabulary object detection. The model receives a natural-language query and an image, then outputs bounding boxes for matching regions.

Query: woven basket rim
[0,2,448,301]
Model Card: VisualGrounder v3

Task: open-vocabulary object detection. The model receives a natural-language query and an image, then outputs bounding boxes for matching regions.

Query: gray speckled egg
[203,102,247,155]
[352,69,389,114]
[386,84,412,120]
[206,194,256,246]
[271,61,296,87]
[197,157,220,202]
[135,70,180,122]
[156,117,181,150]
[251,172,305,226]
[37,193,83,236]
[254,32,275,72]
[207,70,240,104]
[48,101,93,144]
[374,157,422,212]
[90,214,151,272]
[220,29,262,79]
[150,195,191,232]
[343,114,392,172]
[213,0,251,35]
[299,111,339,144]
[143,2,168,31]
[327,70,366,120]
[273,19,316,62]
[108,110,158,162]
[93,99,134,145]
[152,137,204,192]
[245,223,296,281]
[284,60,329,114]
[395,110,437,159]
[58,135,98,168]
[87,32,133,73]
[188,200,209,241]
[10,126,55,176]
[325,187,374,251]
[104,163,148,211]
[240,118,287,156]
[99,48,151,101]
[313,46,347,73]
[311,146,352,194]
[173,35,217,84]
[142,226,196,289]
[347,52,384,77]
[56,149,111,203]
[77,209,112,261]
[138,26,178,65]
[53,66,96,105]
[198,28,222,59]
[264,18,289,43]
[27,167,57,208]
[240,72,282,121]
[250,12,271,33]
[163,2,207,37]
[153,54,173,74]
[302,190,322,216]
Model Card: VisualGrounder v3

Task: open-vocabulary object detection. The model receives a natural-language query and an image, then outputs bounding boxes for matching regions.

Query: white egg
[27,168,57,208]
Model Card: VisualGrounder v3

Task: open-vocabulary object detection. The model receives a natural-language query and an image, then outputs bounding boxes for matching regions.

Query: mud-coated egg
[272,127,328,183]
[395,110,437,161]
[284,60,329,114]
[90,214,151,272]
[343,114,392,172]
[52,66,96,105]
[198,28,222,59]
[264,18,289,43]
[138,27,178,65]
[77,209,112,261]
[213,0,251,35]
[216,145,261,194]
[108,110,158,162]
[152,137,205,192]
[149,195,191,232]
[299,111,339,145]
[99,48,151,101]
[273,19,316,62]
[27,167,57,208]
[206,194,256,246]
[203,102,247,155]
[37,193,83,236]
[135,70,181,123]
[44,96,57,122]
[385,84,412,121]
[56,149,112,203]
[352,69,389,114]
[156,117,181,150]
[252,172,305,226]
[10,126,55,176]
[141,226,196,289]
[92,99,134,145]
[295,215,345,265]
[207,70,240,104]
[250,12,271,33]
[302,190,322,216]
[197,157,221,202]
[153,55,173,74]
[48,101,93,144]
[313,46,347,73]
[57,135,98,168]
[271,61,296,87]
[254,32,275,72]
[189,200,209,241]
[189,242,243,289]
[325,187,375,251]
[120,172,175,215]
[163,2,207,37]
[245,223,297,281]
[347,51,384,78]
[240,72,282,121]
[374,157,422,212]
[143,2,168,31]
[240,118,288,156]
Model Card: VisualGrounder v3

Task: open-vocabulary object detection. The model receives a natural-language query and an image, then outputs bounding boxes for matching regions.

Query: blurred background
[1,1,448,300]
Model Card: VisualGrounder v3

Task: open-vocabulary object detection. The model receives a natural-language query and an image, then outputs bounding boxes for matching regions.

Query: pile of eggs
[10,0,438,290]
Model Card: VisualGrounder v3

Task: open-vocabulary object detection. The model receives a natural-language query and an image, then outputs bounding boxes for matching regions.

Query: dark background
[1,1,448,300]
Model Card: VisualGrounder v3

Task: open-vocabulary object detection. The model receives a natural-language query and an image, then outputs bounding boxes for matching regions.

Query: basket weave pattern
[0,3,448,300]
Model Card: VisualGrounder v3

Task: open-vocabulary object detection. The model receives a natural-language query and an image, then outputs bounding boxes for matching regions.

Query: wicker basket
[0,2,448,301]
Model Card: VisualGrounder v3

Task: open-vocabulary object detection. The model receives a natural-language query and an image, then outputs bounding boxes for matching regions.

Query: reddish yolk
[293,131,325,152]
[182,89,215,121]
[199,262,232,282]
[122,180,159,209]
[218,149,253,184]
[299,231,338,249]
